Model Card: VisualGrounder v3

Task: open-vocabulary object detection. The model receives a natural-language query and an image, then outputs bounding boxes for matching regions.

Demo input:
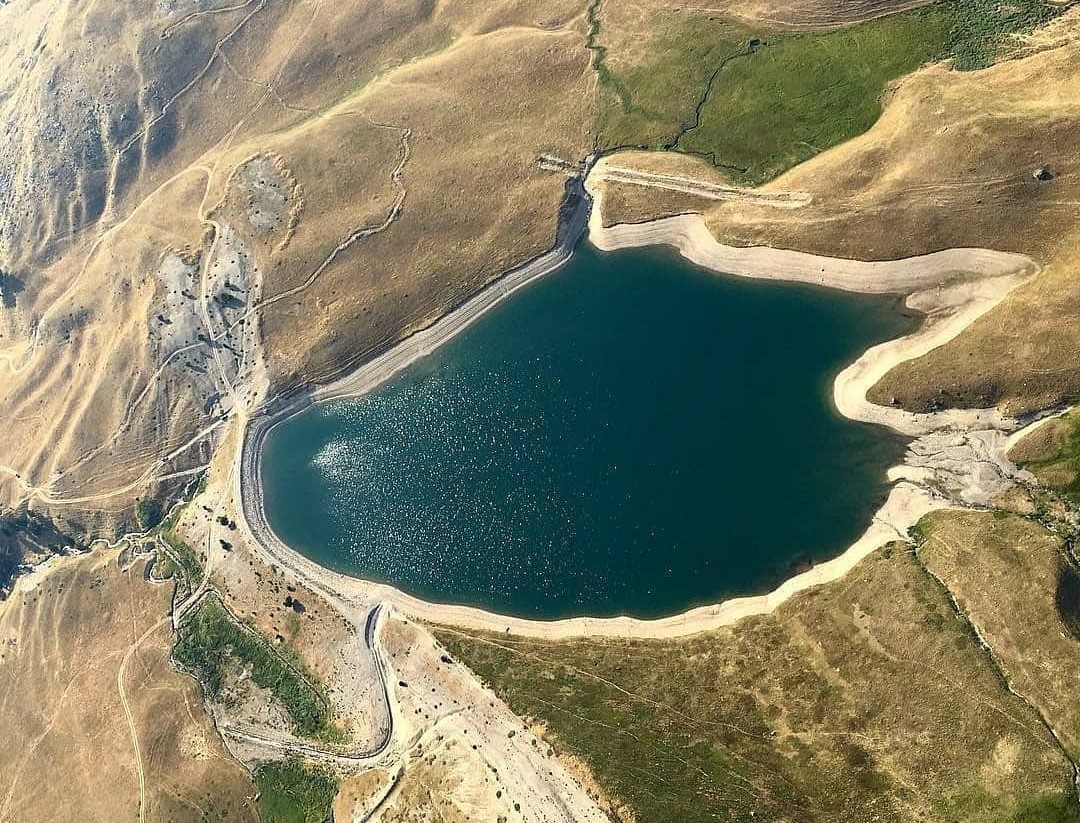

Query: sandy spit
[235,161,1042,640]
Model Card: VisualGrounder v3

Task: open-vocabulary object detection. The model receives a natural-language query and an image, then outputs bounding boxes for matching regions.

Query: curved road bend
[215,603,397,764]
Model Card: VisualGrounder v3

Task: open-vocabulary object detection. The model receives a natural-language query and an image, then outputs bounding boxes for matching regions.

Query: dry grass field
[255,24,595,390]
[0,549,257,823]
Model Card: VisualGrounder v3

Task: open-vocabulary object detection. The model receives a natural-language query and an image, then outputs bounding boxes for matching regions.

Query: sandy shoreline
[235,161,1041,640]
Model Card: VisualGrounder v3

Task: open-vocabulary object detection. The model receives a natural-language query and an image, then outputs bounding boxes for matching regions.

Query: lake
[261,242,917,618]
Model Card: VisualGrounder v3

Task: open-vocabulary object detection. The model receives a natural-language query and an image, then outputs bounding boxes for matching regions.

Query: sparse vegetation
[254,760,338,823]
[173,597,340,742]
[285,611,302,638]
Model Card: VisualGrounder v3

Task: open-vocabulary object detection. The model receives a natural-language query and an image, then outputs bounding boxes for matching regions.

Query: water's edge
[234,166,1038,638]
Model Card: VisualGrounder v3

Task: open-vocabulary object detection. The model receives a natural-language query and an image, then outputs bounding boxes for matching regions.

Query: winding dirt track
[118,615,171,823]
[211,602,398,765]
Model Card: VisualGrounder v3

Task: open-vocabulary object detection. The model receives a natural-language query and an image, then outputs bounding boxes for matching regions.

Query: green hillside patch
[135,497,165,530]
[255,760,338,823]
[679,7,950,184]
[158,529,203,596]
[1010,410,1080,507]
[935,786,1080,823]
[593,15,758,151]
[174,596,340,742]
[594,0,1065,185]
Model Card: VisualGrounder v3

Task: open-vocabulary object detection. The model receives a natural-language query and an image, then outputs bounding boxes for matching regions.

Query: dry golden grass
[332,769,393,822]
[253,0,589,112]
[375,759,474,823]
[596,149,757,222]
[696,0,940,29]
[0,168,210,512]
[0,550,257,823]
[262,25,594,387]
[870,245,1080,415]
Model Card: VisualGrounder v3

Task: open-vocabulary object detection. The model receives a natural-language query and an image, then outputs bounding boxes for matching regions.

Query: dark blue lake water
[262,243,915,618]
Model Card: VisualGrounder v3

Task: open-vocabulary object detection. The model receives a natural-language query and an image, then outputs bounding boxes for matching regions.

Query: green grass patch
[1013,412,1080,506]
[159,529,203,591]
[152,551,178,580]
[285,610,302,639]
[595,0,1064,184]
[935,787,1080,823]
[173,597,340,742]
[152,501,205,591]
[948,0,1060,70]
[593,16,757,150]
[680,7,950,184]
[255,760,338,823]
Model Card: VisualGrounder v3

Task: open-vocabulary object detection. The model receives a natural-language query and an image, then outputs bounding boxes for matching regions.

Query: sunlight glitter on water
[261,243,916,618]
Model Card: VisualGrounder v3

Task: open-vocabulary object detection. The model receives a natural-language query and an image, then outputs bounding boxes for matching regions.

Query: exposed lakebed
[261,244,918,619]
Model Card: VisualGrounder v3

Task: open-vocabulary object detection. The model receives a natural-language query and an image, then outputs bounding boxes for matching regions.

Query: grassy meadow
[595,0,1065,184]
